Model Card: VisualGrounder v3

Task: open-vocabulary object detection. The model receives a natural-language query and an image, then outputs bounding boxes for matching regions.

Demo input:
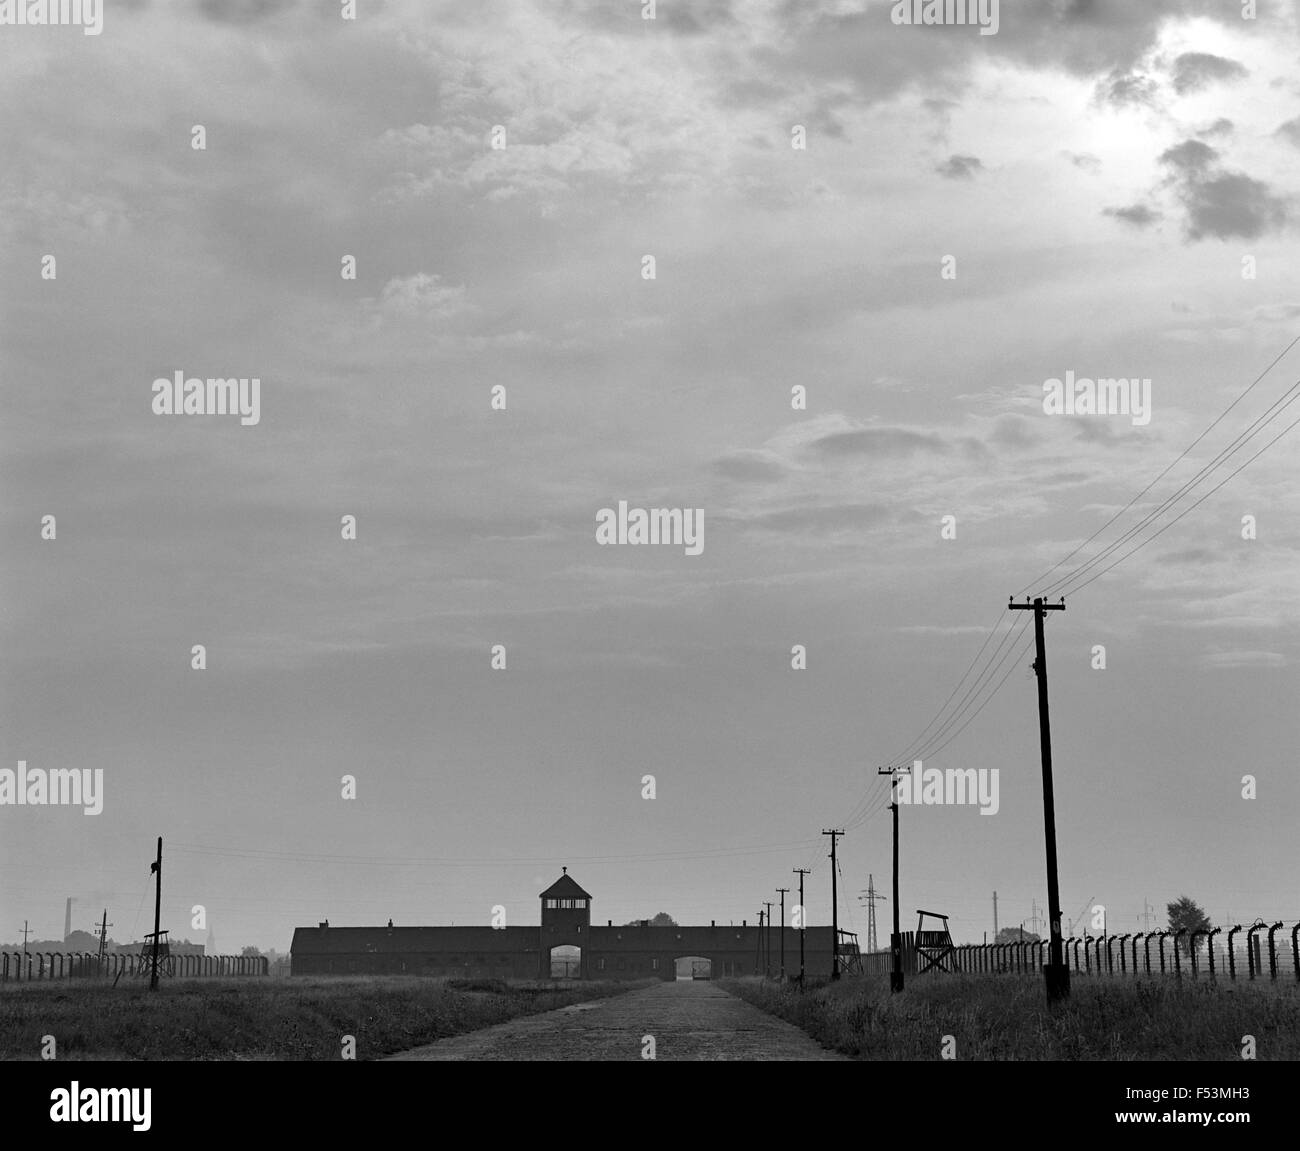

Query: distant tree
[240,945,262,958]
[624,912,677,926]
[1167,896,1211,956]
[994,927,1040,946]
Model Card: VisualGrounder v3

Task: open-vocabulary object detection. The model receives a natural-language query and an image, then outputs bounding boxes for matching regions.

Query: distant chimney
[64,897,73,941]
[319,920,329,929]
[743,919,747,927]
[711,920,715,927]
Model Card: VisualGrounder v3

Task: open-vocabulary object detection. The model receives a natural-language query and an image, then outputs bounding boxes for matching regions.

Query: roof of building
[539,869,592,900]
[290,925,536,955]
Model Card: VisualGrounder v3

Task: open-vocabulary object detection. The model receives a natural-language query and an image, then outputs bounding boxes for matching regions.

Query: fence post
[1268,922,1283,981]
[1119,934,1129,975]
[1227,925,1241,980]
[1173,930,1185,978]
[1292,924,1300,983]
[1247,924,1263,980]
[1206,927,1220,980]
[1190,931,1206,978]
[1157,932,1167,975]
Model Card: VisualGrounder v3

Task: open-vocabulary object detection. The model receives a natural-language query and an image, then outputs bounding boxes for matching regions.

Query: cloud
[742,503,893,536]
[1277,118,1300,148]
[1199,650,1286,669]
[369,273,469,319]
[1094,69,1158,108]
[1170,52,1248,96]
[808,427,949,458]
[936,154,983,180]
[1159,140,1218,173]
[1103,203,1162,228]
[197,0,296,23]
[1064,151,1101,171]
[989,415,1040,450]
[1197,118,1234,140]
[1157,140,1289,241]
[712,451,787,483]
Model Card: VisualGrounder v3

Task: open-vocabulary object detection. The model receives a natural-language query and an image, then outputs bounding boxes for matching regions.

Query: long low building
[290,870,846,980]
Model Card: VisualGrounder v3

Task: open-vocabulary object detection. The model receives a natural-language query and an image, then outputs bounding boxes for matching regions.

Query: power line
[1047,376,1300,597]
[1061,405,1300,596]
[1018,336,1299,597]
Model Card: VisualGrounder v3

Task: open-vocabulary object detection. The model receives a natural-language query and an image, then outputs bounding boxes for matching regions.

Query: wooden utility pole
[21,920,31,957]
[1009,595,1069,1002]
[878,765,909,992]
[776,888,790,980]
[755,909,765,974]
[763,901,774,977]
[793,868,810,984]
[149,836,162,992]
[822,830,843,979]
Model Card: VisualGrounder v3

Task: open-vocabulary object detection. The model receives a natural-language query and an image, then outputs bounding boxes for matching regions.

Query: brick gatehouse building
[290,869,842,980]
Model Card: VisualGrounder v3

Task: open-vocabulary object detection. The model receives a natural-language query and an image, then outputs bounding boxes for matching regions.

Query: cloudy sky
[2,0,1299,954]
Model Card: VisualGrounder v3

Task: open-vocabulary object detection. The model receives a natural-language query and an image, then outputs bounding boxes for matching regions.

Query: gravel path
[384,979,845,1061]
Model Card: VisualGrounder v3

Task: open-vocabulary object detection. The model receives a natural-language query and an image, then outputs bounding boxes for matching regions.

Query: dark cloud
[1171,52,1247,96]
[809,427,948,457]
[1178,172,1289,240]
[1159,139,1218,173]
[1277,118,1300,148]
[936,154,983,180]
[1094,69,1159,108]
[1157,141,1289,240]
[1103,203,1162,228]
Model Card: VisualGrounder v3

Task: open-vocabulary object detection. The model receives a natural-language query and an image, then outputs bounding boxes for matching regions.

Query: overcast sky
[2,0,1299,954]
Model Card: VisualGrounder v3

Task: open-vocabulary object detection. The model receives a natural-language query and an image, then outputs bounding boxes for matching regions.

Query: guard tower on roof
[539,867,592,978]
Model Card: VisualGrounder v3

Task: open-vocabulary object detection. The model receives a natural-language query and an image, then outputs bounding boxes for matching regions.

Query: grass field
[720,974,1300,1060]
[0,976,649,1061]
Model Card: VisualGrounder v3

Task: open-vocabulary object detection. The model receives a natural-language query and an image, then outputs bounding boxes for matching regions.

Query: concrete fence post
[1227,925,1241,980]
[1247,923,1264,980]
[1268,922,1283,981]
[1173,930,1186,978]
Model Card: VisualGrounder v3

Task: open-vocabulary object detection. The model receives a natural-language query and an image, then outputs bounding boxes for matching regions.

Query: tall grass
[0,976,650,1061]
[721,974,1300,1060]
